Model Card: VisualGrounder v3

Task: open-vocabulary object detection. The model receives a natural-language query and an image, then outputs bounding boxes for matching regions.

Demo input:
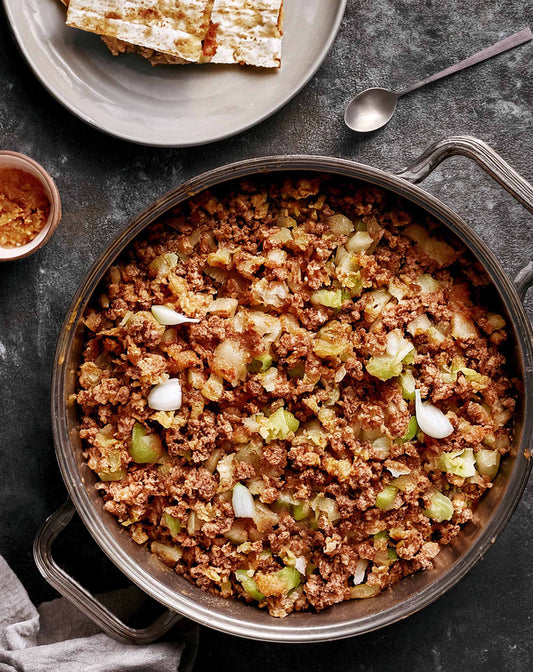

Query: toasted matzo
[66,0,213,63]
[206,0,283,68]
[64,0,283,68]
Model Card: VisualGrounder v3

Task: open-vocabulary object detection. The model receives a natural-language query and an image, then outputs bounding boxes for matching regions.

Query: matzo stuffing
[76,174,517,617]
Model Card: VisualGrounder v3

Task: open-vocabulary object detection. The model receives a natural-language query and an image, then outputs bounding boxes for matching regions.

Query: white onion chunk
[147,379,182,411]
[151,305,199,326]
[232,483,256,518]
[415,390,453,439]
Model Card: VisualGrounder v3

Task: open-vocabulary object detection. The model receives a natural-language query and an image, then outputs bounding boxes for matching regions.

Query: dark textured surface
[0,1,532,670]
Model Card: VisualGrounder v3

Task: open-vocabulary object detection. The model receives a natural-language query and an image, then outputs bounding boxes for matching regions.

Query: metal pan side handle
[33,500,182,644]
[515,261,533,302]
[396,135,533,213]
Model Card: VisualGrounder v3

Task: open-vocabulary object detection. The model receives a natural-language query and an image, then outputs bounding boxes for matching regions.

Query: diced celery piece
[151,542,182,566]
[375,485,398,511]
[207,247,233,267]
[415,274,440,294]
[407,314,432,336]
[451,313,478,339]
[311,289,343,309]
[424,490,454,522]
[248,354,273,373]
[97,470,126,482]
[203,448,222,474]
[372,437,391,459]
[314,339,350,360]
[391,474,417,492]
[367,331,414,382]
[366,355,403,381]
[163,512,182,537]
[224,521,248,544]
[276,566,301,592]
[475,449,500,480]
[235,570,265,601]
[438,449,476,478]
[364,289,391,322]
[327,214,354,235]
[275,492,296,510]
[311,494,340,523]
[292,502,311,521]
[386,329,414,361]
[149,252,178,277]
[400,370,416,400]
[387,547,399,562]
[349,584,380,599]
[266,407,299,441]
[373,530,389,542]
[288,362,305,378]
[487,313,506,330]
[346,231,373,253]
[396,416,418,443]
[374,549,393,566]
[129,423,165,464]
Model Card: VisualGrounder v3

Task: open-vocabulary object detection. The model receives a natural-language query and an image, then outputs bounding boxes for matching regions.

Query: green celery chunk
[373,530,389,542]
[267,407,299,440]
[248,354,273,373]
[375,485,398,511]
[396,416,418,443]
[311,289,343,309]
[293,502,311,521]
[475,449,500,480]
[235,570,265,601]
[438,449,476,478]
[276,566,301,592]
[400,370,416,401]
[366,355,403,381]
[349,584,380,599]
[97,470,126,482]
[129,422,165,463]
[424,490,454,522]
[163,512,182,538]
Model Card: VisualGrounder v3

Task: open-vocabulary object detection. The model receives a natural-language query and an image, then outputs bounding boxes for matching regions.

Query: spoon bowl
[344,87,399,132]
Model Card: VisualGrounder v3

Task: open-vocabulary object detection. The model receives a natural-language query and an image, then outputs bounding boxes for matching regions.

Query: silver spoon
[344,28,532,133]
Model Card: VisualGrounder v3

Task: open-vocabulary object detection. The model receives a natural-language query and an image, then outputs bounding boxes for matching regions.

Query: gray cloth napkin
[0,556,188,672]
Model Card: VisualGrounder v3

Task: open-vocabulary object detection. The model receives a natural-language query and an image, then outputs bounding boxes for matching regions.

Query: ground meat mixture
[76,174,517,617]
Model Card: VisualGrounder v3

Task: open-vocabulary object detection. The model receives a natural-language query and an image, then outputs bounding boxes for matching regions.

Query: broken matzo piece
[66,0,213,63]
[204,0,283,68]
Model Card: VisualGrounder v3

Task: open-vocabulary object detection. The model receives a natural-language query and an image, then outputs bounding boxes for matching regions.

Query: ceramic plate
[3,0,347,147]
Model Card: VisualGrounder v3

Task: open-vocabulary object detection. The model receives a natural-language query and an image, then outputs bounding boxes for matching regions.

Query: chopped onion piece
[294,557,307,575]
[232,483,256,518]
[353,558,369,586]
[148,379,182,411]
[415,390,453,439]
[151,305,199,326]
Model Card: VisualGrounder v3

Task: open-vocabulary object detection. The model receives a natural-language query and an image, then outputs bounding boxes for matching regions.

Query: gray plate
[3,0,347,147]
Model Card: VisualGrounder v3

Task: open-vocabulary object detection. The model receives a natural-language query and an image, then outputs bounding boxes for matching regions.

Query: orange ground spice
[0,168,50,248]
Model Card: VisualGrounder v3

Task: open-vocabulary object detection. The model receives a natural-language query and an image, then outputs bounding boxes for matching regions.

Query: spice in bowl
[0,151,61,262]
[0,167,51,248]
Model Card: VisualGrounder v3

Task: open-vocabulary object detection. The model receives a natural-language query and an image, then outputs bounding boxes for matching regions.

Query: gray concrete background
[0,0,531,670]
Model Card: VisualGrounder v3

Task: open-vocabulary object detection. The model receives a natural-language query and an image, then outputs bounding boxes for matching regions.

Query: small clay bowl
[0,151,61,261]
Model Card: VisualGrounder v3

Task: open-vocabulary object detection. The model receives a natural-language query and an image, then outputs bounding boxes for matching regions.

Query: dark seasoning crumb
[76,174,517,618]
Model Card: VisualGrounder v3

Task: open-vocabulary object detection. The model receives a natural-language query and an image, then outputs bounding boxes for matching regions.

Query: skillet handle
[33,499,183,645]
[395,135,533,213]
[515,261,533,302]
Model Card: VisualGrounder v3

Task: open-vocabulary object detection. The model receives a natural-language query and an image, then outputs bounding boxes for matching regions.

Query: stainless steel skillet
[35,136,533,643]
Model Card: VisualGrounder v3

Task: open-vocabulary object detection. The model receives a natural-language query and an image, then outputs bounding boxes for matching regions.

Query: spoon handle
[399,28,532,97]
